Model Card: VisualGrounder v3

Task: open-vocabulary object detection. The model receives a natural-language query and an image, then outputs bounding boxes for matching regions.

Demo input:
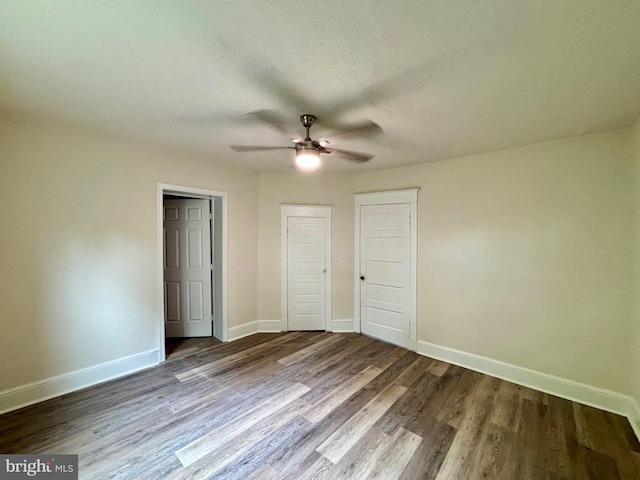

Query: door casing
[281,205,332,332]
[354,189,419,351]
[157,183,228,362]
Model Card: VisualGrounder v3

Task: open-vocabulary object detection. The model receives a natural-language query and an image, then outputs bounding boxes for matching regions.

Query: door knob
[360,276,365,281]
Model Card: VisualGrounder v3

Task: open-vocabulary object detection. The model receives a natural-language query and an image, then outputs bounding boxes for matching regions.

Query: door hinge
[287,228,290,234]
[210,264,214,270]
[209,212,213,220]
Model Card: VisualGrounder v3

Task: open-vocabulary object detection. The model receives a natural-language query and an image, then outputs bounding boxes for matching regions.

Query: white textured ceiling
[1,1,639,172]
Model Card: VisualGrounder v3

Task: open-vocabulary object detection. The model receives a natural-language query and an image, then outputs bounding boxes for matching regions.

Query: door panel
[187,281,204,321]
[360,204,411,348]
[366,284,404,311]
[164,228,180,269]
[164,198,212,337]
[288,216,326,331]
[187,229,203,267]
[365,260,405,286]
[164,282,181,322]
[365,306,404,330]
[186,206,202,221]
[164,205,179,221]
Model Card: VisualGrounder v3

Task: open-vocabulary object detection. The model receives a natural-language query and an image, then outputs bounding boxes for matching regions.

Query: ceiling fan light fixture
[228,112,374,168]
[295,148,321,170]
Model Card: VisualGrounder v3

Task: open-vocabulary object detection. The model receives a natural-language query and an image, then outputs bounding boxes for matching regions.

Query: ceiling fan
[229,111,382,170]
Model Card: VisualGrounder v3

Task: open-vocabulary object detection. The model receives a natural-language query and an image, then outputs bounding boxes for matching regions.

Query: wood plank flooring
[1,332,639,479]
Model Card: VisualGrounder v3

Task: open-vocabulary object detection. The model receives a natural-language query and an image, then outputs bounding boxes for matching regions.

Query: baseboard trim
[417,340,639,439]
[331,319,355,333]
[230,319,357,337]
[258,319,282,333]
[0,349,159,415]
[628,397,640,441]
[227,321,259,341]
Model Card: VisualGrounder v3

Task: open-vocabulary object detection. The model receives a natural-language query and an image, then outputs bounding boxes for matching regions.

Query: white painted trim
[408,199,418,352]
[0,349,158,415]
[227,321,259,341]
[227,320,282,341]
[281,214,288,332]
[281,205,333,332]
[354,188,420,206]
[354,189,419,349]
[157,183,229,361]
[331,319,355,333]
[628,397,640,441]
[417,340,640,439]
[280,204,333,218]
[258,320,282,333]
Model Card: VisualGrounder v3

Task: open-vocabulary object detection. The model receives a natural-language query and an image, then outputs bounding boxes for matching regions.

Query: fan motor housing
[296,140,319,152]
[300,114,316,128]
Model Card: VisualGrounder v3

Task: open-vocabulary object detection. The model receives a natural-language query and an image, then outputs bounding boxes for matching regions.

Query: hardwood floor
[1,332,639,479]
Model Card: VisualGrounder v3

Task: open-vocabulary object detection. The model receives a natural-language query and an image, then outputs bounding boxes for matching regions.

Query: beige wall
[0,115,259,389]
[257,171,354,322]
[1,112,637,407]
[354,129,634,393]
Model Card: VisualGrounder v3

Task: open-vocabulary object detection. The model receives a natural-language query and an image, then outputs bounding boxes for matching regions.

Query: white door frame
[157,183,228,362]
[281,205,332,332]
[354,189,419,350]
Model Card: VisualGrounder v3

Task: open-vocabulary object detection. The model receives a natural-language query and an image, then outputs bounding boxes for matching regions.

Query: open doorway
[157,184,227,362]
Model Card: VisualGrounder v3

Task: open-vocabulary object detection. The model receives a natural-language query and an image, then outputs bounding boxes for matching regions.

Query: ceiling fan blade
[247,110,296,137]
[230,145,294,152]
[322,62,432,118]
[242,64,314,113]
[323,147,373,163]
[322,119,383,141]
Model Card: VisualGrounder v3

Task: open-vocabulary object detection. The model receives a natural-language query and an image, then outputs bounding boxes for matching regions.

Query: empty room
[1,1,640,479]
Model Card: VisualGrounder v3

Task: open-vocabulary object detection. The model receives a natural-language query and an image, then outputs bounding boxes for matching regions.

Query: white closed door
[360,203,411,348]
[163,199,212,337]
[288,216,326,331]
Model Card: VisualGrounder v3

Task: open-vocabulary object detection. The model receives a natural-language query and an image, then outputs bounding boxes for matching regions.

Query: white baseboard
[258,319,282,333]
[0,349,159,415]
[227,321,259,341]
[229,319,355,337]
[227,320,282,340]
[628,397,640,441]
[417,340,639,440]
[331,319,355,332]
